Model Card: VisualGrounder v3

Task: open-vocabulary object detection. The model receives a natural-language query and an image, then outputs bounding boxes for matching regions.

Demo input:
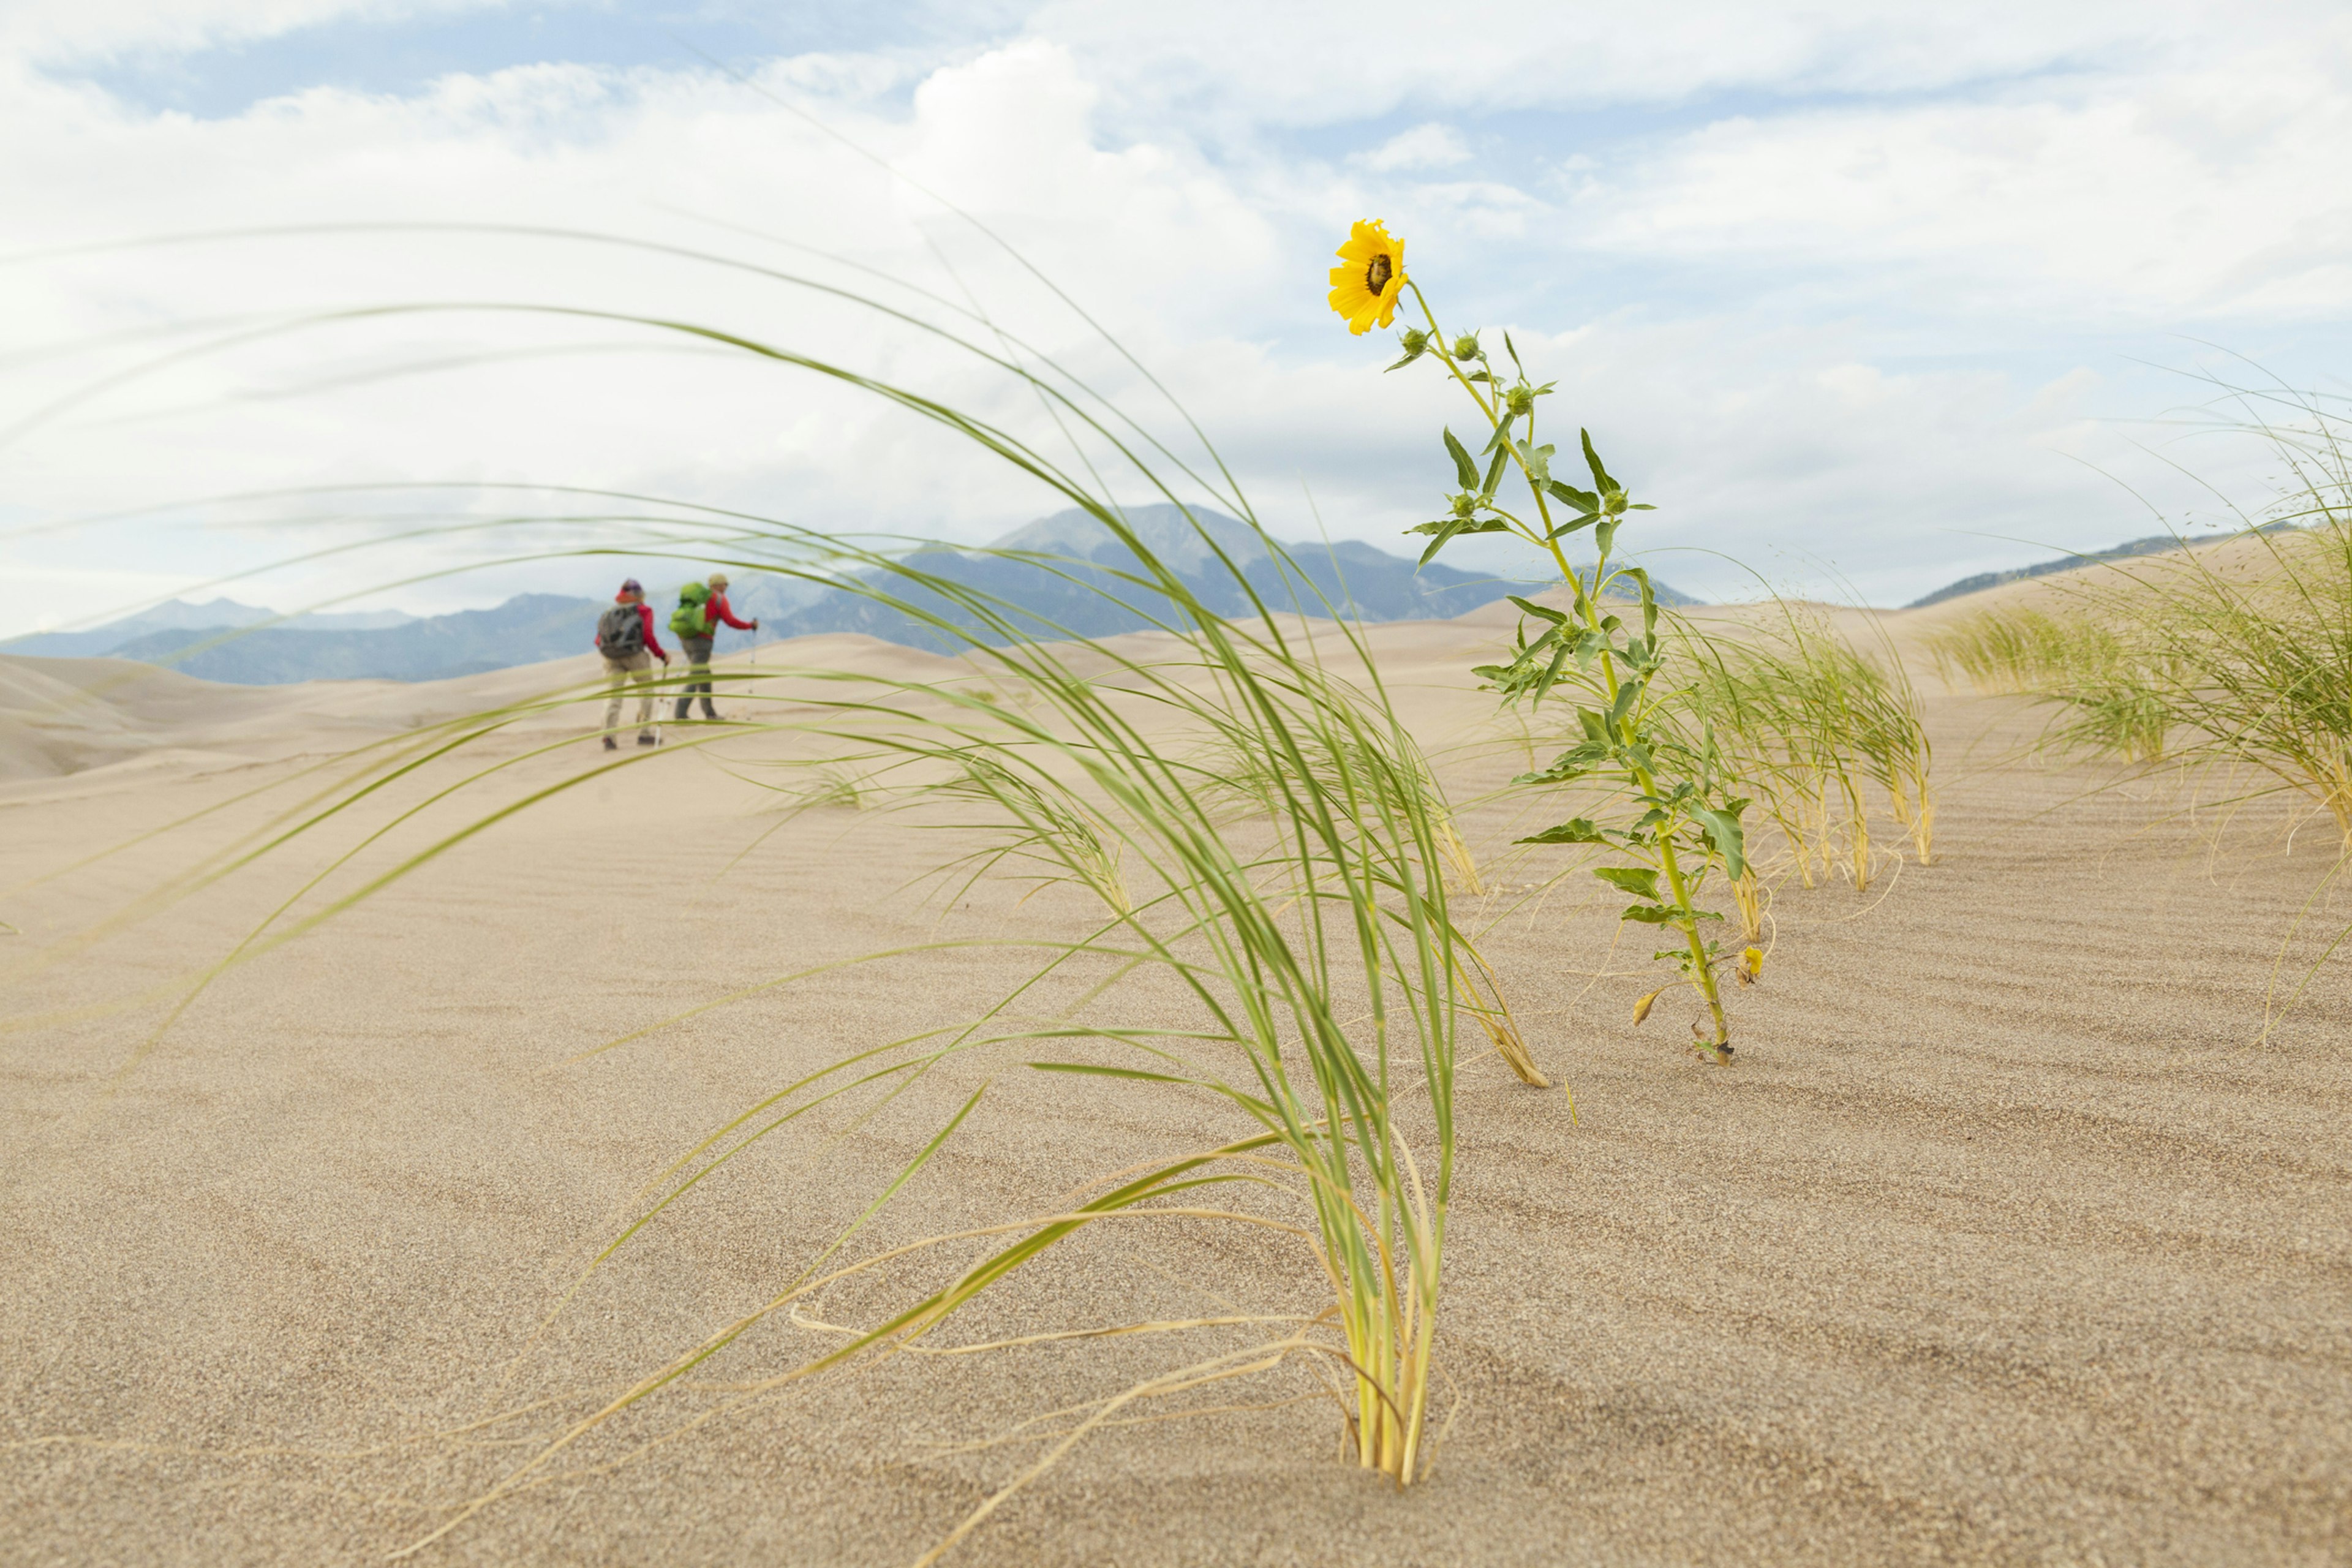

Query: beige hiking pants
[601,650,657,735]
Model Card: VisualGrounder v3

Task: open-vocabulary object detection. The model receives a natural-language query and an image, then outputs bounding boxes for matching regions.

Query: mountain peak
[987,504,1273,573]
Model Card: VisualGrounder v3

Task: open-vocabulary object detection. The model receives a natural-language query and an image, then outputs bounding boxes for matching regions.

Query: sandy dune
[1,603,2346,1567]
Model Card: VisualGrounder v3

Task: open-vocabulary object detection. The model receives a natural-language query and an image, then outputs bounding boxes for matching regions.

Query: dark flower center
[1365,254,1393,293]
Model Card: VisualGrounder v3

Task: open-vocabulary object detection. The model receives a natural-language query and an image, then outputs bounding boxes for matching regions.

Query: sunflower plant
[1330,219,1755,1062]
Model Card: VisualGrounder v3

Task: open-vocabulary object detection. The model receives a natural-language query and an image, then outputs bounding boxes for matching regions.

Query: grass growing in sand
[332,522,1504,1561]
[1929,395,2352,845]
[24,220,1615,1560]
[1926,389,2352,1034]
[13,210,1813,1561]
[1680,608,1937,900]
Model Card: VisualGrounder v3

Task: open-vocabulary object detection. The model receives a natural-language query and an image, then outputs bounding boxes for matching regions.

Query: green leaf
[1413,516,1507,566]
[1594,866,1661,900]
[1513,740,1608,785]
[1687,805,1747,880]
[1621,566,1659,636]
[1503,331,1524,374]
[1594,516,1621,559]
[1443,428,1479,491]
[1384,335,1429,372]
[1546,478,1600,512]
[1507,594,1566,624]
[1479,441,1510,500]
[1623,904,1724,927]
[1607,679,1639,732]
[1581,428,1619,494]
[1534,641,1572,701]
[1517,818,1605,845]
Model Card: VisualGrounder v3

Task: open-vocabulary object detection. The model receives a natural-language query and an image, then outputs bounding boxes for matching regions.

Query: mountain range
[1904,523,2298,608]
[6,505,1697,686]
[10,598,417,659]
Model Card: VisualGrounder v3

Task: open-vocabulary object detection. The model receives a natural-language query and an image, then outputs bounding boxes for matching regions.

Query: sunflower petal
[1328,219,1407,332]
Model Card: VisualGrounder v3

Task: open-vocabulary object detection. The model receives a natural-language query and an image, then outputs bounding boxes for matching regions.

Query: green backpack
[668,581,712,639]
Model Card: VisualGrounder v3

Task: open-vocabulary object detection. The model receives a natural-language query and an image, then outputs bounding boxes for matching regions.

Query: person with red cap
[592,578,669,749]
[672,570,760,722]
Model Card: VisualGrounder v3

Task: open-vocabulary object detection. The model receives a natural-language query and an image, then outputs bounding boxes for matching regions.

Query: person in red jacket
[674,570,759,722]
[593,578,669,749]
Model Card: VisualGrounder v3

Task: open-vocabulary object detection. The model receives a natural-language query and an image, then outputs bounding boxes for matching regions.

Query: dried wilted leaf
[1631,987,1667,1025]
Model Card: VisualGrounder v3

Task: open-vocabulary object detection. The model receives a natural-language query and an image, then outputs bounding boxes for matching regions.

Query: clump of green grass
[1921,379,2352,1036]
[900,744,1135,916]
[1934,373,2352,844]
[1932,518,2352,840]
[2127,519,2349,840]
[1676,608,1936,895]
[26,238,1575,1558]
[1929,608,2172,764]
[369,522,1488,1555]
[1191,715,1545,1082]
[21,208,1699,1558]
[786,759,882,812]
[1928,605,2089,693]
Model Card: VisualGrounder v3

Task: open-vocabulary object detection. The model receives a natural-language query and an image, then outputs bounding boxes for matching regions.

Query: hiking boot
[601,735,618,751]
[637,732,658,747]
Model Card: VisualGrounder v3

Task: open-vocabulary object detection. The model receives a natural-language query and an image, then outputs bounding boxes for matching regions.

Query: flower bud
[1452,333,1483,360]
[1398,327,1428,355]
[1505,384,1535,417]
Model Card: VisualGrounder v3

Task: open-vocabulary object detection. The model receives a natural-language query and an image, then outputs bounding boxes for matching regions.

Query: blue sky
[78,2,989,113]
[4,1,2349,631]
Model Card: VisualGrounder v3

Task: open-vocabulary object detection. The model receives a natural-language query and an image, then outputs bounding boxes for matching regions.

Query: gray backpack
[596,604,644,658]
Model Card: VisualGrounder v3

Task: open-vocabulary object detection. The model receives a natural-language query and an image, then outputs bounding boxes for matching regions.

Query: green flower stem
[1408,281,1732,1056]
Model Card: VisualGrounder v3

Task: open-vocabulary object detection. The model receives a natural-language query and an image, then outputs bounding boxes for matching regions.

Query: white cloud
[0,0,496,65]
[0,39,1310,629]
[0,4,2343,636]
[1357,123,1470,173]
[1027,0,2281,120]
[1574,26,2352,320]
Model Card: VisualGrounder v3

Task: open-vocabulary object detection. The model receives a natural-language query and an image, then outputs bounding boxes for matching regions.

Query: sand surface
[2,605,2348,1567]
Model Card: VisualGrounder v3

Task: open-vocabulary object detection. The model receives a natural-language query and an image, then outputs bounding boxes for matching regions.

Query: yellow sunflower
[1327,219,1408,335]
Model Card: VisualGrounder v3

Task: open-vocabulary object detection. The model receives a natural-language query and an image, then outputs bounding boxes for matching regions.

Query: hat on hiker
[619,577,643,594]
[706,572,729,589]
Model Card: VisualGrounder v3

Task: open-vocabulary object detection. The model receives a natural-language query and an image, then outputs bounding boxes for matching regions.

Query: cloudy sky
[4,1,2348,633]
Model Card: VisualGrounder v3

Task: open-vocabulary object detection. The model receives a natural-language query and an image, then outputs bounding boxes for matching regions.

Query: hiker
[669,571,759,722]
[593,578,669,749]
